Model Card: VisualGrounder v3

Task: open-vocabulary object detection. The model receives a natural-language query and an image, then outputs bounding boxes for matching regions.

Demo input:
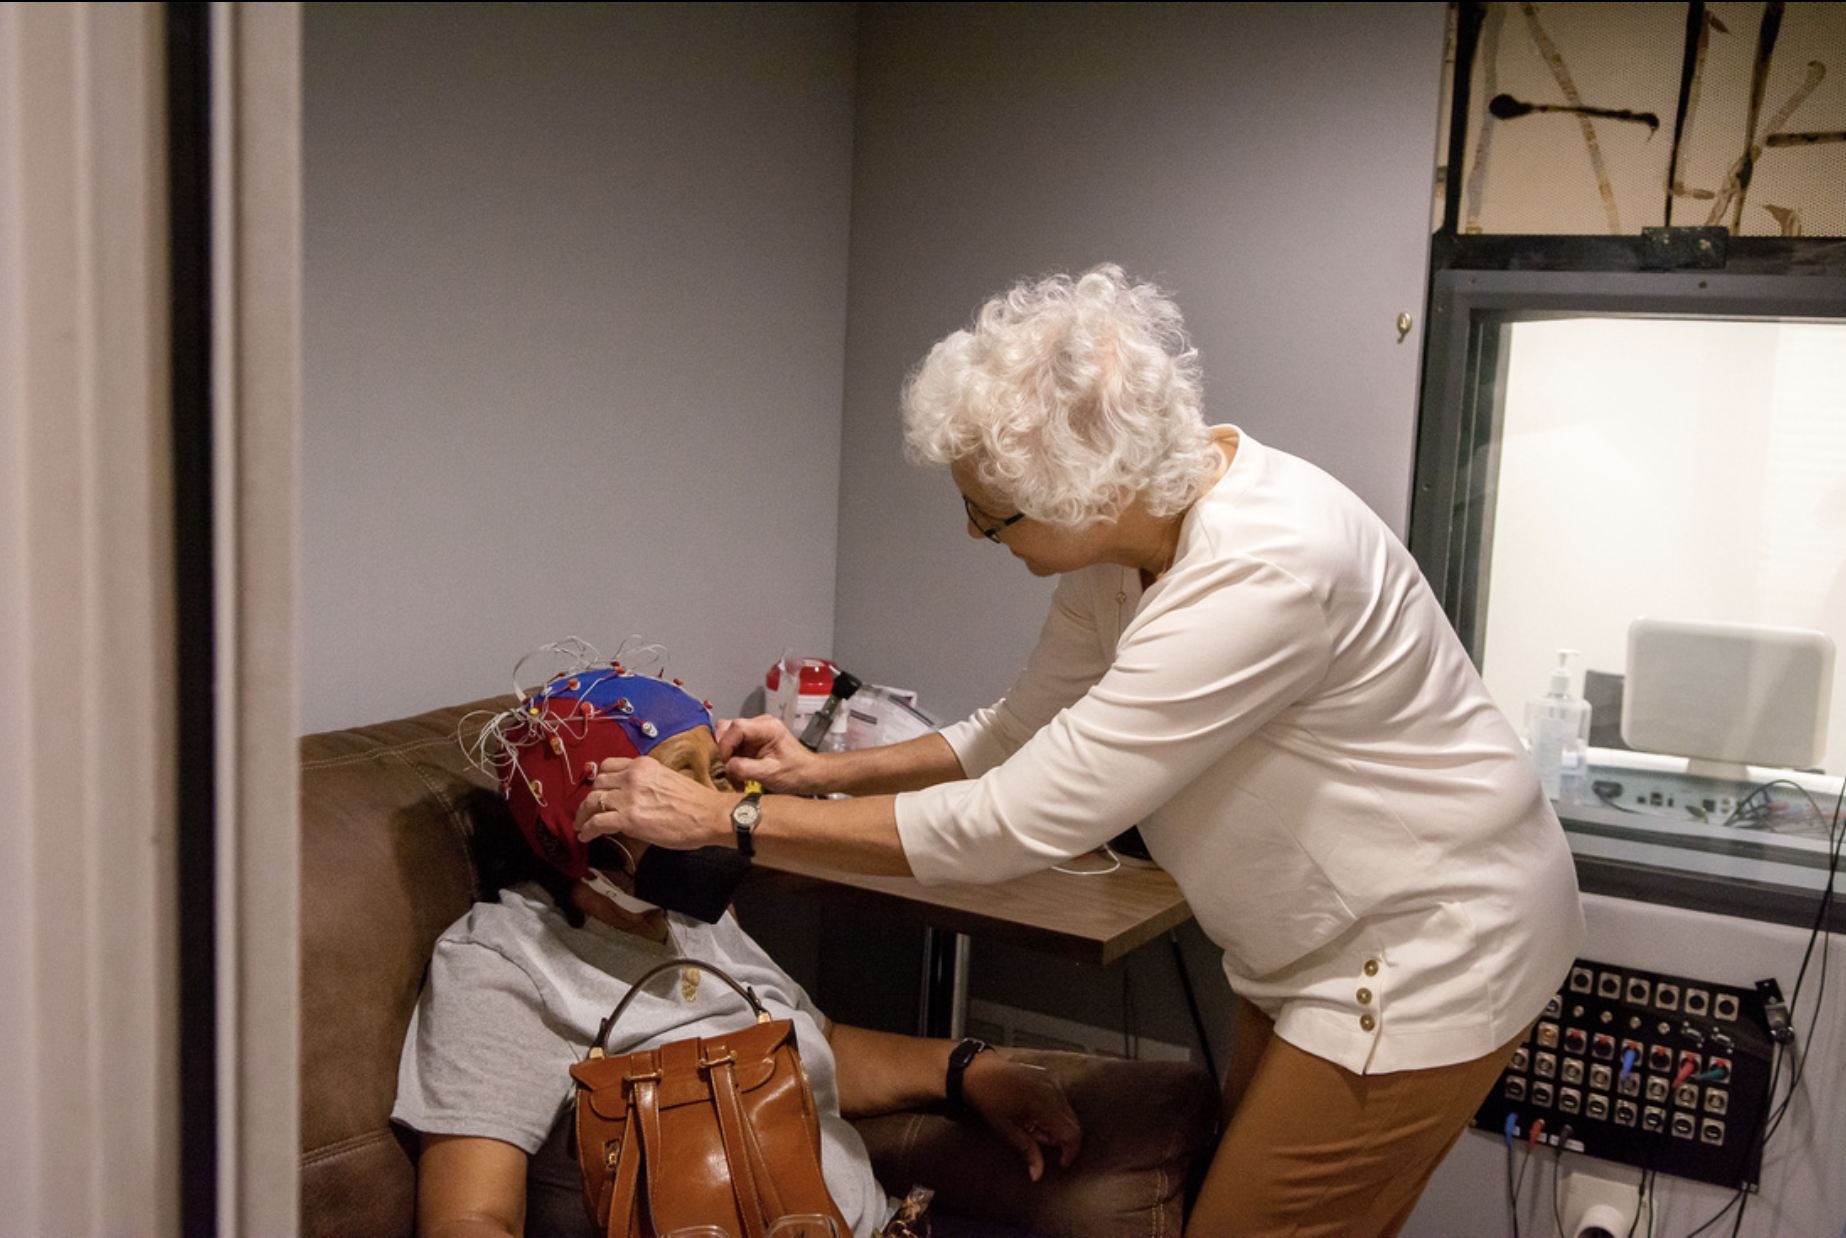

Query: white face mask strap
[584,867,657,916]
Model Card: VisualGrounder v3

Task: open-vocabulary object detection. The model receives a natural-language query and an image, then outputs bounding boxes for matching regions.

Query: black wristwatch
[945,1037,992,1108]
[730,789,763,859]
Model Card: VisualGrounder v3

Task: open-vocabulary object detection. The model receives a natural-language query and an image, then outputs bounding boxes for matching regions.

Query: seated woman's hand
[960,1052,1083,1181]
[715,714,823,795]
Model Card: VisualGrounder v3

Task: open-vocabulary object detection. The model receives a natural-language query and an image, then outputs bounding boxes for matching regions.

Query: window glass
[1482,317,1846,780]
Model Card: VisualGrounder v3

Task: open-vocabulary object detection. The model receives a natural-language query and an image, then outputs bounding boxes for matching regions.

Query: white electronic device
[1622,617,1836,775]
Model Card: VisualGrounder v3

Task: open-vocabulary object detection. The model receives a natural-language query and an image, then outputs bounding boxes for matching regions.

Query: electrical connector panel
[1584,769,1838,840]
[1473,957,1777,1190]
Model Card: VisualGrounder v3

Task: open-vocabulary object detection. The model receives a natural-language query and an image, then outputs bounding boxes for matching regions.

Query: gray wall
[302,2,857,731]
[301,1,1448,734]
[833,2,1446,724]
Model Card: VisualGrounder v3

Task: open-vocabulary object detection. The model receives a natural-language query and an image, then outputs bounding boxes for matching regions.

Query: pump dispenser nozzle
[1549,649,1578,697]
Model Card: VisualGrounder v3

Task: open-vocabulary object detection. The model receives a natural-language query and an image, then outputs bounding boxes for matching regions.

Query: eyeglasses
[963,495,1025,543]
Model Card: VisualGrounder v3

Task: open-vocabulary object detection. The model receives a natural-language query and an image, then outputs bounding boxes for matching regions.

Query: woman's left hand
[574,756,727,850]
[960,1053,1083,1181]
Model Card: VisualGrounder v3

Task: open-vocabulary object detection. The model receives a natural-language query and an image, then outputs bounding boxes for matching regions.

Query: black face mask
[631,845,752,924]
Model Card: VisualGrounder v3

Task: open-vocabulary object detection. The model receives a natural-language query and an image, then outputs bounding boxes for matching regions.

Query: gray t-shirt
[392,883,889,1237]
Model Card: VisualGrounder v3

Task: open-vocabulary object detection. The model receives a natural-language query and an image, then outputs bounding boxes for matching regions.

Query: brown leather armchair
[300,700,1217,1237]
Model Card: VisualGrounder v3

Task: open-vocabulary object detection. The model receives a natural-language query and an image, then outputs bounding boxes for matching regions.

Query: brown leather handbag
[570,957,852,1238]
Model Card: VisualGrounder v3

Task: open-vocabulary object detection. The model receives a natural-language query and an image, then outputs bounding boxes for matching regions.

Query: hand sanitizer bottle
[1525,650,1592,804]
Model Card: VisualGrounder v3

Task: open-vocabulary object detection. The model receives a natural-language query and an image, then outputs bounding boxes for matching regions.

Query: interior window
[1411,271,1846,928]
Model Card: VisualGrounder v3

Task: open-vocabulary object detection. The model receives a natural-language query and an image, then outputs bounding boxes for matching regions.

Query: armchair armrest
[851,1049,1218,1238]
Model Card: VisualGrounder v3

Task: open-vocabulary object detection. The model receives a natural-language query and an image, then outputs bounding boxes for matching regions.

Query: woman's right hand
[715,714,825,795]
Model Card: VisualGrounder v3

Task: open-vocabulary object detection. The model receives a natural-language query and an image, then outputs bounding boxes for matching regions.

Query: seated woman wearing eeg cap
[392,654,1080,1238]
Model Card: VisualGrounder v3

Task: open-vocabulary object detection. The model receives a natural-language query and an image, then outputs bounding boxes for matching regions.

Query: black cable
[1595,783,1644,814]
[1168,930,1218,1080]
[1760,1008,1799,1144]
[1757,777,1842,1147]
[1504,1129,1522,1238]
[1728,1184,1749,1238]
[1625,1169,1653,1238]
[1786,777,1843,1010]
[1549,1134,1572,1238]
[1681,1186,1746,1238]
[1720,777,1832,834]
[1513,1133,1539,1225]
[1509,1170,1521,1238]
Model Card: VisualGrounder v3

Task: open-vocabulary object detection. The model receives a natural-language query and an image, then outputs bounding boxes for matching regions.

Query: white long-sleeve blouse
[895,427,1584,1074]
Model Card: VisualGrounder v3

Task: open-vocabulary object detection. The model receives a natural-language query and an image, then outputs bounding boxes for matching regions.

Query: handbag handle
[588,956,771,1058]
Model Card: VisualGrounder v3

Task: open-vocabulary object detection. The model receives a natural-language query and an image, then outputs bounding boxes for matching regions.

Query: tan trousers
[1187,998,1523,1237]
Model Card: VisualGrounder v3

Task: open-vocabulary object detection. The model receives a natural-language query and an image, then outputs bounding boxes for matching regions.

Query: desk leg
[918,927,971,1039]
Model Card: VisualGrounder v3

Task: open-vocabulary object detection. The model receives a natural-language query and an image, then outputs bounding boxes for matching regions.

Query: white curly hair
[901,264,1218,530]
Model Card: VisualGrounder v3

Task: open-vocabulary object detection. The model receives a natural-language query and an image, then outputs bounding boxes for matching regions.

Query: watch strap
[730,788,762,859]
[945,1037,992,1108]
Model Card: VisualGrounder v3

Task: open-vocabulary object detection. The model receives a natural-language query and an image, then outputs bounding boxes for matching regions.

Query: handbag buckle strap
[591,956,769,1057]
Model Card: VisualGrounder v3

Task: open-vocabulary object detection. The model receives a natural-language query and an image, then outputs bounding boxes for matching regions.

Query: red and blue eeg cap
[498,668,714,880]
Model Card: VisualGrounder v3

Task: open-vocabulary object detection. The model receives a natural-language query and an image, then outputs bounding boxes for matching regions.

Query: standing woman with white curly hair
[580,264,1584,1236]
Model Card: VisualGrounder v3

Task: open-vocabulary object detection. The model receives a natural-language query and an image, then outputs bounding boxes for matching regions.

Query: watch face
[733,798,762,828]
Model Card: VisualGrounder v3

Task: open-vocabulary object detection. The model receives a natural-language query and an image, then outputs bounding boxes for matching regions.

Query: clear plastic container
[1525,649,1592,803]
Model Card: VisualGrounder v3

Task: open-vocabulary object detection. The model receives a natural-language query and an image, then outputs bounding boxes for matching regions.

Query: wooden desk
[748,854,1192,966]
[746,853,1195,1039]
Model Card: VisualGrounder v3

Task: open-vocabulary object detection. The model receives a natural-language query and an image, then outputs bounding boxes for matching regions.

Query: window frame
[1408,265,1846,932]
